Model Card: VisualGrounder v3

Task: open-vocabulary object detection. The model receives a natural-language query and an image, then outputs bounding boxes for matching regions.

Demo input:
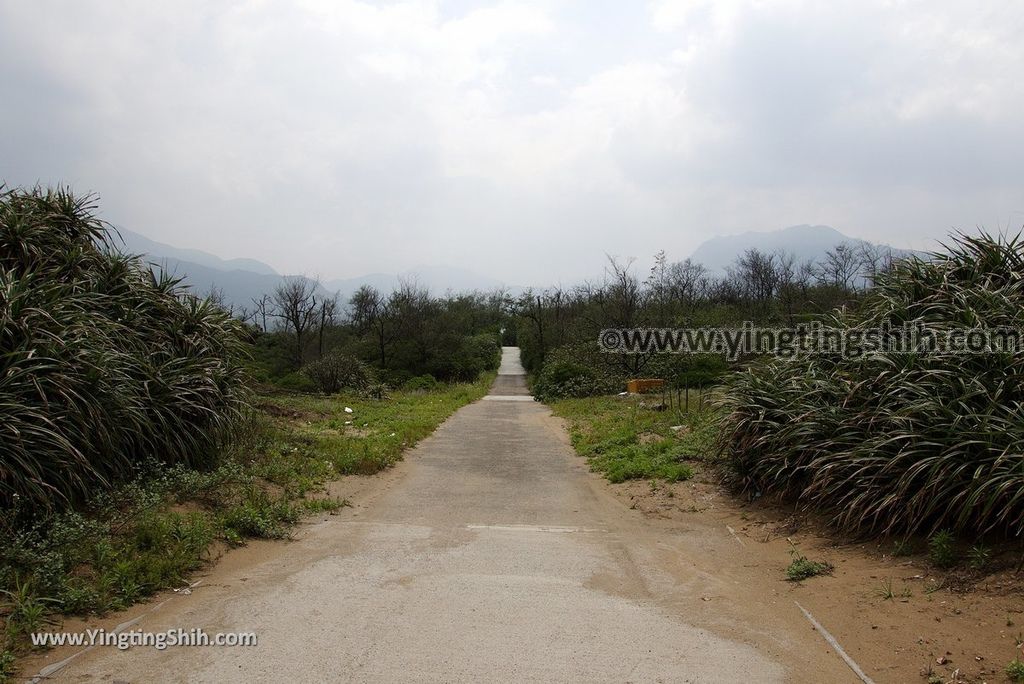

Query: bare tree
[729,248,778,313]
[317,292,340,358]
[817,243,861,290]
[251,294,273,333]
[516,289,548,365]
[857,242,897,287]
[646,250,671,325]
[604,255,641,327]
[205,286,233,315]
[666,258,709,315]
[348,284,401,368]
[273,276,319,366]
[390,279,433,365]
[603,256,654,374]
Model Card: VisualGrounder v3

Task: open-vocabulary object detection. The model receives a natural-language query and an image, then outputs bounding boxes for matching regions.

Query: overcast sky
[1,1,1022,284]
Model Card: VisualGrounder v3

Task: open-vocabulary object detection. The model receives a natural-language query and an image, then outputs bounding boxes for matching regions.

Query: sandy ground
[19,348,1022,683]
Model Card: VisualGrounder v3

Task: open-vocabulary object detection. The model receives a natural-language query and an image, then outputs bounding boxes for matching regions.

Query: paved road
[36,347,853,682]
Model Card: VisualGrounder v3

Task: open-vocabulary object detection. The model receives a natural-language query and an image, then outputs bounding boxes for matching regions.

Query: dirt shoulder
[606,465,1023,684]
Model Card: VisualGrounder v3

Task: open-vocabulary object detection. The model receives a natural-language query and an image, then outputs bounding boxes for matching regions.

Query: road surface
[33,347,855,682]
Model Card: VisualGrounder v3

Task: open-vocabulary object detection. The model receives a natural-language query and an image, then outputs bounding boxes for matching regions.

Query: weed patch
[1007,657,1024,682]
[552,395,717,483]
[785,555,833,582]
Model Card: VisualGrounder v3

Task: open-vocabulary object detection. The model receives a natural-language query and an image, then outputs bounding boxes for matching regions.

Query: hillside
[688,224,912,272]
[114,228,517,310]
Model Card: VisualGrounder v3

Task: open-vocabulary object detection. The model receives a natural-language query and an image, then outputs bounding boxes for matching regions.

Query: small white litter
[344,407,353,413]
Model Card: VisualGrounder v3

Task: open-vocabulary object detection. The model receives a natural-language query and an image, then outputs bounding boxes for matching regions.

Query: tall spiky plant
[0,186,251,510]
[720,231,1024,536]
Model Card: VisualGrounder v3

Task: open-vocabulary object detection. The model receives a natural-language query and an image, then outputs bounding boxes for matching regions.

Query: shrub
[404,374,440,391]
[720,232,1024,536]
[302,351,374,394]
[425,333,500,381]
[532,361,600,401]
[785,555,833,581]
[274,371,315,393]
[0,187,250,511]
[531,346,629,401]
[928,530,957,568]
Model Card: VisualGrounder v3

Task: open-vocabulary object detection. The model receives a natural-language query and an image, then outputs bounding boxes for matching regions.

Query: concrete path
[35,347,853,682]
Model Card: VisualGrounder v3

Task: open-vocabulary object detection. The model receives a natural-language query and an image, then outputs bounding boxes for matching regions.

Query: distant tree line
[219,240,901,394]
[514,241,904,398]
[227,277,508,390]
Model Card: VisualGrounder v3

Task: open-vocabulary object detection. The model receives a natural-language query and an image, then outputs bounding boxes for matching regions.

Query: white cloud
[0,0,1022,284]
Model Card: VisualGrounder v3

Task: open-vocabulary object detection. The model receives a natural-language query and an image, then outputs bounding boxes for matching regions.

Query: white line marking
[795,601,876,684]
[726,525,746,547]
[467,524,605,533]
[481,395,534,401]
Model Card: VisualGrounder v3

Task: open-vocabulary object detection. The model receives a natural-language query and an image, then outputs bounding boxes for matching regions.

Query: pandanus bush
[0,186,250,511]
[720,232,1024,536]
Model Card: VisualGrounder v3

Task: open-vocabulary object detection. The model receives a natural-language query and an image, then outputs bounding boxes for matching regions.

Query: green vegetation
[1007,657,1024,682]
[256,375,493,477]
[248,278,504,390]
[721,233,1024,537]
[876,578,911,601]
[0,376,491,677]
[551,394,718,483]
[302,351,375,394]
[785,554,833,582]
[0,186,499,679]
[891,539,913,557]
[968,544,991,570]
[928,530,958,569]
[0,187,250,510]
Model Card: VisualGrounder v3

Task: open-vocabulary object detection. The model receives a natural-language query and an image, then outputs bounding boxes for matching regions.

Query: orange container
[626,378,665,394]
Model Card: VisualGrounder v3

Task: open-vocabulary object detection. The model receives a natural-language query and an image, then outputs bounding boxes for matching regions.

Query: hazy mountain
[115,228,279,276]
[115,228,519,312]
[688,224,910,272]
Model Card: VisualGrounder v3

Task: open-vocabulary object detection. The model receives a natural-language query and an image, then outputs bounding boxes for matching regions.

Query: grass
[550,394,719,483]
[262,375,493,479]
[967,544,991,570]
[928,530,958,569]
[876,577,912,601]
[0,376,491,680]
[891,539,913,557]
[1007,657,1024,682]
[785,554,833,582]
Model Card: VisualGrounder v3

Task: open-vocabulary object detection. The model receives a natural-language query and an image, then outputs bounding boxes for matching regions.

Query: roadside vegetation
[0,380,492,677]
[517,227,1024,645]
[0,186,500,680]
[785,554,834,582]
[720,233,1024,537]
[0,187,249,511]
[551,393,718,483]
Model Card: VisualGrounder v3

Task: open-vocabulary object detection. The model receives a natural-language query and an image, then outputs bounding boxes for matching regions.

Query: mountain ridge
[688,224,911,272]
[115,228,520,310]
